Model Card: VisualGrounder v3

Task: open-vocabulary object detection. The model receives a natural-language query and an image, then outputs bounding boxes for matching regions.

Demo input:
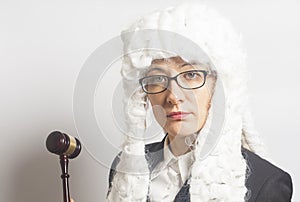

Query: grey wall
[0,0,299,201]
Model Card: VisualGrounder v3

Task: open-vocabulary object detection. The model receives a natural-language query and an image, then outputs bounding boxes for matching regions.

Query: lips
[167,111,191,120]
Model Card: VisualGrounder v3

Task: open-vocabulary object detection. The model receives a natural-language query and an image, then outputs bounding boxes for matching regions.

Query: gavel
[46,131,81,202]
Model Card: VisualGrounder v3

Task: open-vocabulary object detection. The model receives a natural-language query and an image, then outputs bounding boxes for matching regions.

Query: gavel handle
[60,155,70,202]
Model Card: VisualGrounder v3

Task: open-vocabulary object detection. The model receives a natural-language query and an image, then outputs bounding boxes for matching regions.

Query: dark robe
[107,136,293,202]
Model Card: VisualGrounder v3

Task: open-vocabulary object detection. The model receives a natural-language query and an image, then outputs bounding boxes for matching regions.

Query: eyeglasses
[139,70,209,94]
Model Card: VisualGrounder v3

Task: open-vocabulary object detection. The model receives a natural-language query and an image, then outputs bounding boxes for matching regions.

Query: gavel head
[46,131,81,159]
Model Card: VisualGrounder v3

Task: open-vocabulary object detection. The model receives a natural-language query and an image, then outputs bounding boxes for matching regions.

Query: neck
[167,133,196,157]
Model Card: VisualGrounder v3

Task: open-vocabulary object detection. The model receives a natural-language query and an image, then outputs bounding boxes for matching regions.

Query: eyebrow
[146,63,194,75]
[146,67,166,74]
[181,63,193,68]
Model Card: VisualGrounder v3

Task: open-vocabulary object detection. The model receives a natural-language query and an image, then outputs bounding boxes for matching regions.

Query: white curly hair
[107,2,267,202]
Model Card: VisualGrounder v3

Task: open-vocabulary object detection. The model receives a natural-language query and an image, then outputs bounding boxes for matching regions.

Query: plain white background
[0,0,299,201]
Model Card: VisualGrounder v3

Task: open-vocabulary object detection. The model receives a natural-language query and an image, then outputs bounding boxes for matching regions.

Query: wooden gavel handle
[60,155,70,202]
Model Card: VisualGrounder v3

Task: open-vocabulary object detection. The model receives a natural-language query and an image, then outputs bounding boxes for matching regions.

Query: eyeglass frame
[139,69,212,94]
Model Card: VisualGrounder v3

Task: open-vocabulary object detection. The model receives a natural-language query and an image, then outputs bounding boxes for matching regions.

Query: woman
[106,3,293,202]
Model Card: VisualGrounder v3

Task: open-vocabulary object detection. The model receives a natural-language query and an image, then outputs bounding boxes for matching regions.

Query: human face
[145,56,215,140]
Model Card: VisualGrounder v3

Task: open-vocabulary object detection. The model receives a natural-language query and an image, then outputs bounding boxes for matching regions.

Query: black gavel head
[46,131,81,159]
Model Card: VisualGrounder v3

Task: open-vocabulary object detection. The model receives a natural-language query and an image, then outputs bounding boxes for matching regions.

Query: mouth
[167,111,191,120]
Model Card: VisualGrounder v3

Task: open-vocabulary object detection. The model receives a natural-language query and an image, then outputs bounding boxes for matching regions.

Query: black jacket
[107,136,293,202]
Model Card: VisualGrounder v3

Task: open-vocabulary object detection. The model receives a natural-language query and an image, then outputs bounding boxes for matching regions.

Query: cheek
[148,95,163,106]
[148,96,167,126]
[152,105,167,127]
[192,91,211,131]
[193,90,211,114]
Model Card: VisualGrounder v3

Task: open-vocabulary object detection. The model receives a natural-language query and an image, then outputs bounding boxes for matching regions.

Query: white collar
[151,135,194,183]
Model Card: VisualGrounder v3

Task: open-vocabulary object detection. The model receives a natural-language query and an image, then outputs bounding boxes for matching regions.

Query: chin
[166,125,200,138]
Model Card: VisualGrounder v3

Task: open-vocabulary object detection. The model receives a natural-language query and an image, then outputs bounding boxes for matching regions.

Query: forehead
[151,56,186,65]
[148,56,209,72]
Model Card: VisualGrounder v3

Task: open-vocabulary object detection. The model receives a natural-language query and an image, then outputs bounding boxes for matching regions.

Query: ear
[207,74,217,98]
[207,101,212,110]
[143,95,149,109]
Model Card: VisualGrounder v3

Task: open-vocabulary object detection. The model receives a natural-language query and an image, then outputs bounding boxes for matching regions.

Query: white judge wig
[107,2,267,202]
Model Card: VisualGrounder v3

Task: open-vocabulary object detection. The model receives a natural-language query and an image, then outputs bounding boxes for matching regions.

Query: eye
[151,75,166,83]
[143,75,166,85]
[183,71,202,80]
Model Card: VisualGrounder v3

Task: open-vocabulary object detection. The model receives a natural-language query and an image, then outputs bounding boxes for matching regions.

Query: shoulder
[242,149,293,202]
[106,151,121,197]
[108,140,164,173]
[107,140,164,195]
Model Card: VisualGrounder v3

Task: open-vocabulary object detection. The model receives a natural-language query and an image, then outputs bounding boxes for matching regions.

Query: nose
[166,80,184,105]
